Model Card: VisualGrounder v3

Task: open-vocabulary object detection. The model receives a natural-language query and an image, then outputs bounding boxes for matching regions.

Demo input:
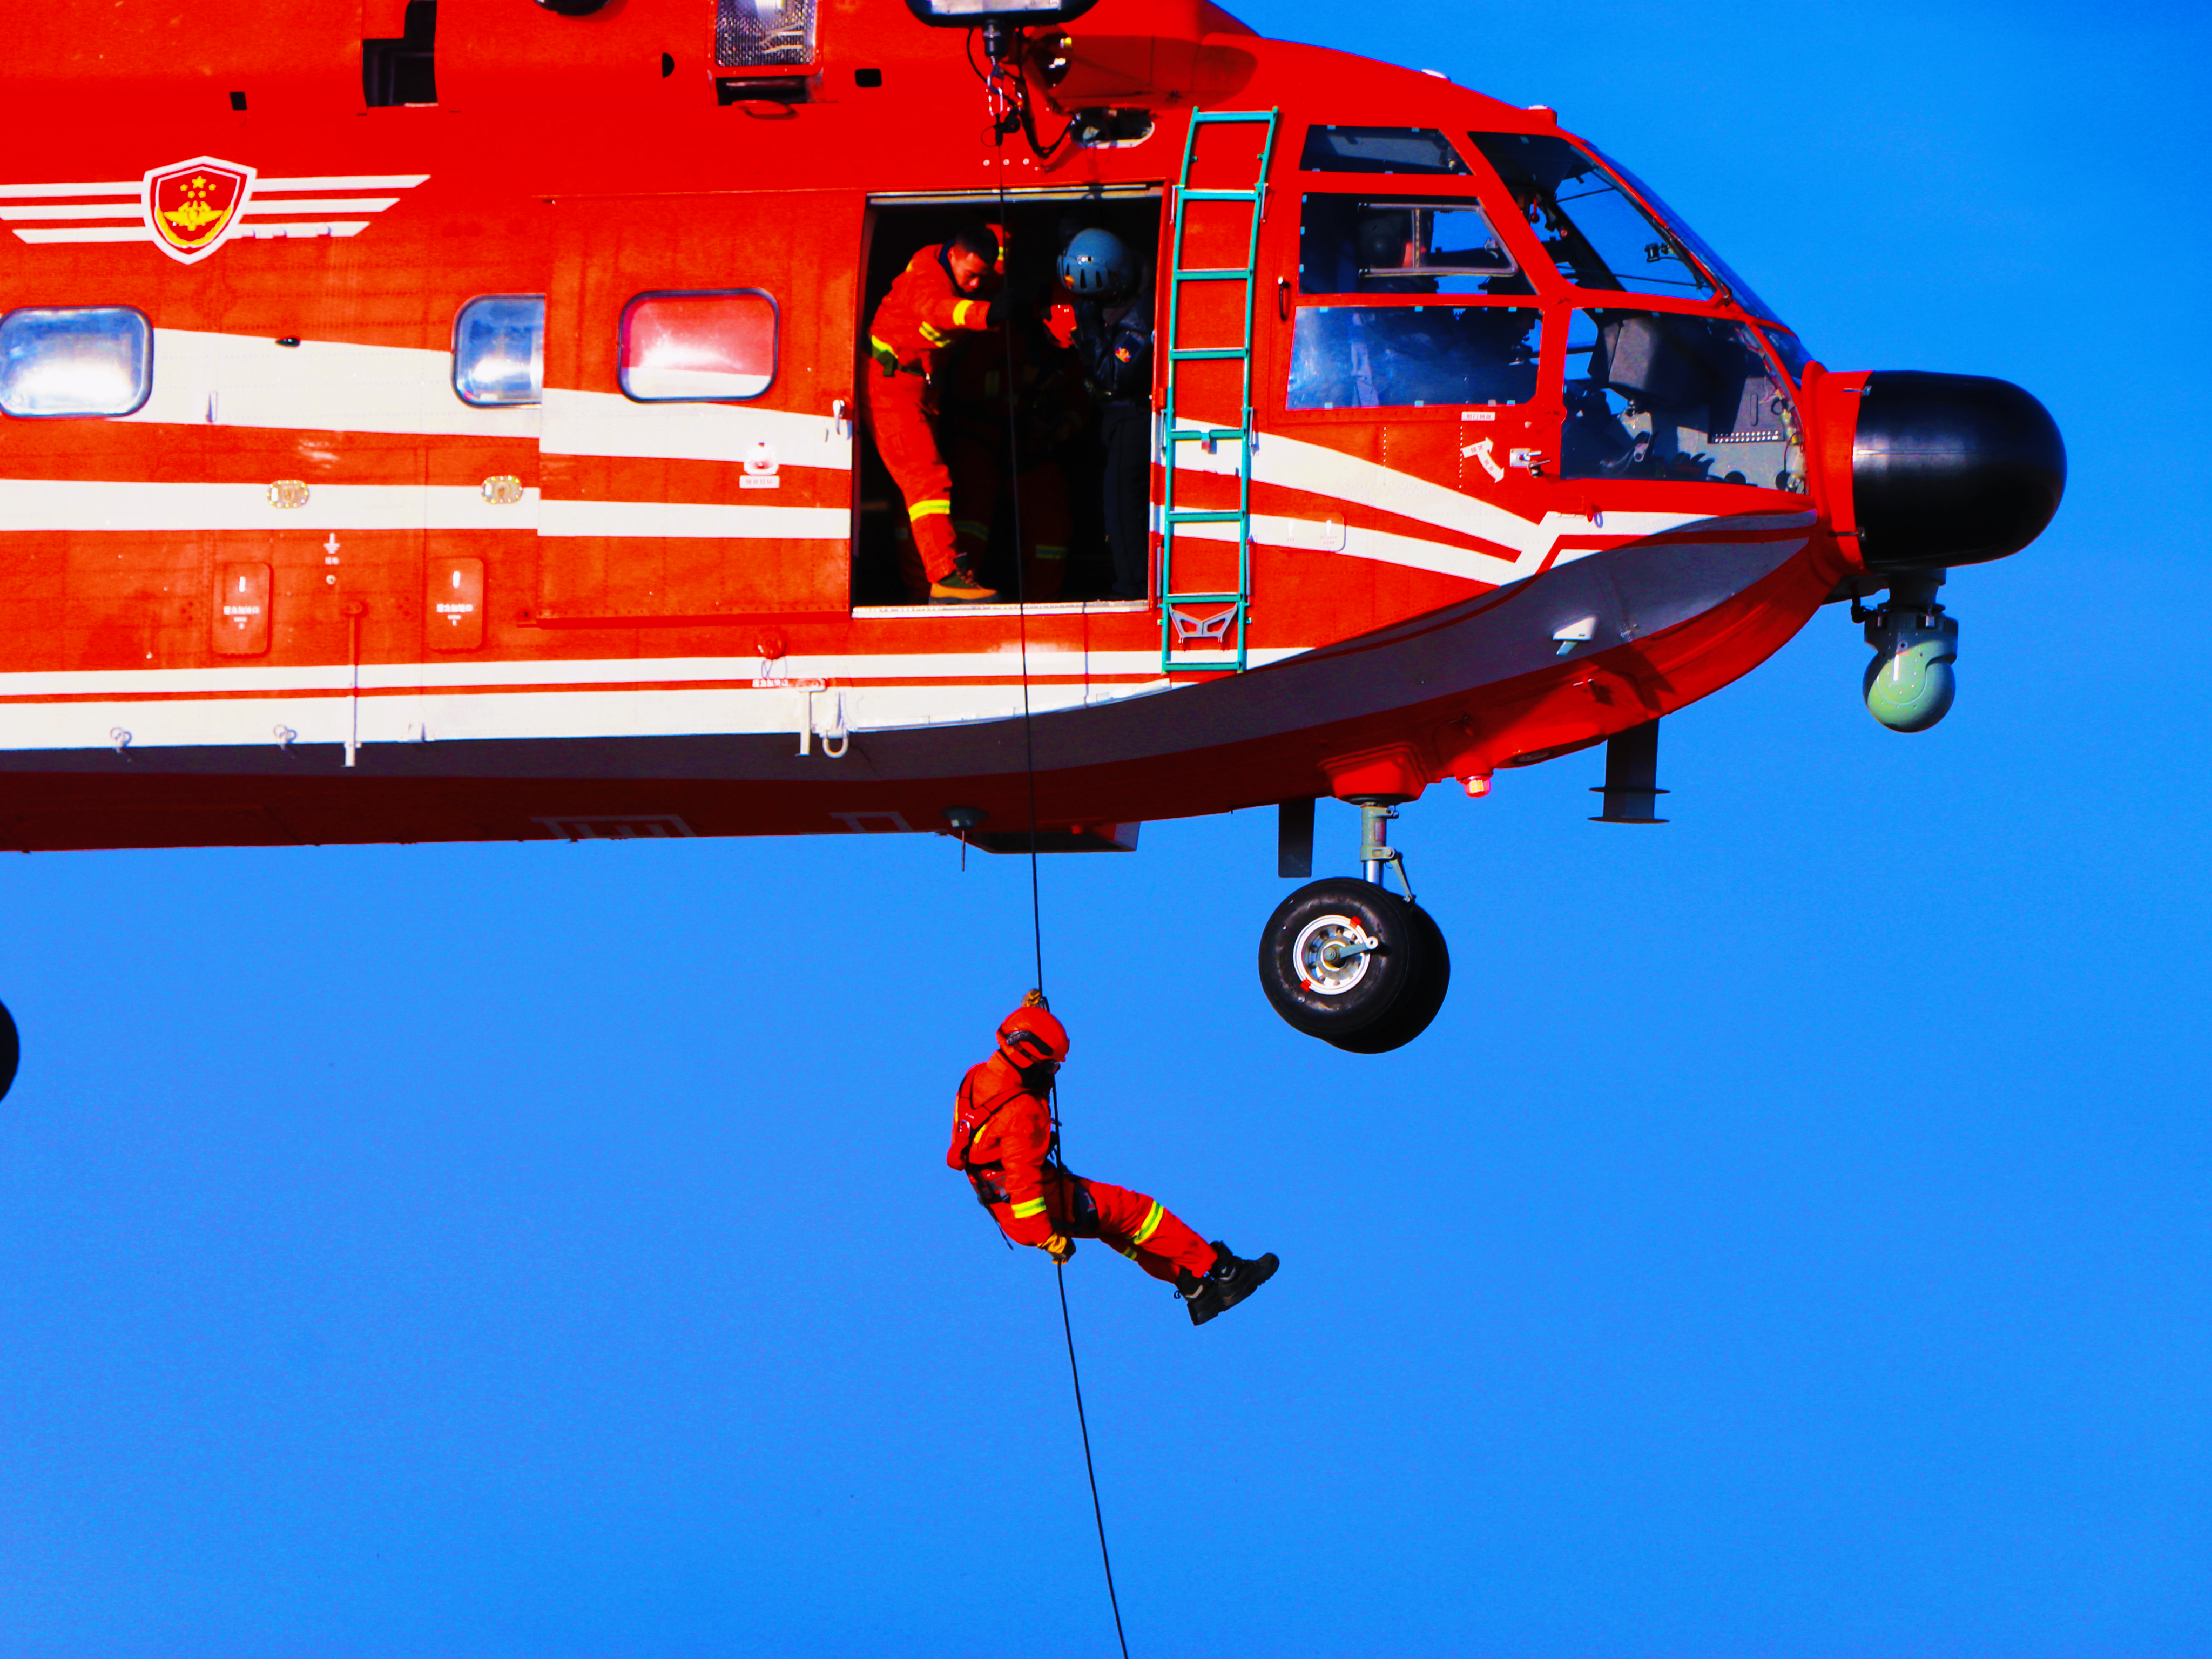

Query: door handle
[1277,278,1290,323]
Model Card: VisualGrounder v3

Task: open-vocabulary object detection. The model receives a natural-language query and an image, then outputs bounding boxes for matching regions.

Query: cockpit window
[1468,132,1713,300]
[1287,304,1539,410]
[1561,308,1804,490]
[1300,197,1519,296]
[1760,326,1812,381]
[1300,126,1469,176]
[1589,150,1786,328]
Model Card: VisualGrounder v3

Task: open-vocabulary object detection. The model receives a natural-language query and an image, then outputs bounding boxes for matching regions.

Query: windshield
[1588,148,1787,328]
[1468,132,1712,300]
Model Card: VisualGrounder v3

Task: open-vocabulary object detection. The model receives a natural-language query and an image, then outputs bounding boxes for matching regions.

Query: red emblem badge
[142,157,255,264]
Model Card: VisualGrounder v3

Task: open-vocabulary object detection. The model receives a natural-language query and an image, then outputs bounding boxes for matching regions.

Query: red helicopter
[0,0,2063,1069]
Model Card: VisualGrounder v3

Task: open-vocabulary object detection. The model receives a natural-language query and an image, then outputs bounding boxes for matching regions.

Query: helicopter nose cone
[1851,372,2065,569]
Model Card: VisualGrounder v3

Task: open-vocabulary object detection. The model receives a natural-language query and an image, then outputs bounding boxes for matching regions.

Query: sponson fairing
[0,0,2039,852]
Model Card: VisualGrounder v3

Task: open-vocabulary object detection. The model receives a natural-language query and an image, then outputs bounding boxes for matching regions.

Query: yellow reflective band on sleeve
[1131,1201,1165,1246]
[868,336,901,373]
[952,299,982,328]
[907,498,953,518]
[1117,1244,1141,1260]
[920,322,951,347]
[1011,1197,1050,1219]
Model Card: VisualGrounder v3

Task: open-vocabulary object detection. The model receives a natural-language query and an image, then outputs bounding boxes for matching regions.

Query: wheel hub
[1291,913,1378,995]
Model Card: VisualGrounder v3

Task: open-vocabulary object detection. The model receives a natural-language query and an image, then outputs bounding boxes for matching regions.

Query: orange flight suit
[864,244,1000,584]
[948,1051,1218,1284]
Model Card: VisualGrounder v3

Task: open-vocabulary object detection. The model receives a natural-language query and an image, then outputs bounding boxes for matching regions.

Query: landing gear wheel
[1326,903,1449,1054]
[1258,878,1427,1043]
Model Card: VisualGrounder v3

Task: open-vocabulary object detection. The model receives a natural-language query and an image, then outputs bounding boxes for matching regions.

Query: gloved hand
[1041,1233,1076,1264]
[984,293,1009,328]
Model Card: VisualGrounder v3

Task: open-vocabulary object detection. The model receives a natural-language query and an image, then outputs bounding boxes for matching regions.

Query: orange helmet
[997,997,1069,1070]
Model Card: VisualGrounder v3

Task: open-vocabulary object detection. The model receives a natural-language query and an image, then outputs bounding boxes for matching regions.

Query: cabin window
[1287,304,1539,410]
[1467,132,1715,301]
[1562,308,1805,490]
[716,0,815,67]
[618,291,778,402]
[1300,126,1469,176]
[452,294,545,407]
[1299,197,1518,296]
[0,306,152,419]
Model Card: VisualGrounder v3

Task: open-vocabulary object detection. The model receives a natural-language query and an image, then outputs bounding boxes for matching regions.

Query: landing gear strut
[1258,800,1451,1052]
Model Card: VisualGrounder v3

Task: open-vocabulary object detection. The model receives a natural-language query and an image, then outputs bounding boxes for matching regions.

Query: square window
[453,294,545,407]
[619,291,777,402]
[0,307,153,419]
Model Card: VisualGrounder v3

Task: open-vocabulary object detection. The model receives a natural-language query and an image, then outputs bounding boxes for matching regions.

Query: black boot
[1184,1242,1278,1326]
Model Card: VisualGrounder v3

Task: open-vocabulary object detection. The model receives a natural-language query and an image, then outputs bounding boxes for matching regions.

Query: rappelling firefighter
[864,222,1009,603]
[949,993,1278,1326]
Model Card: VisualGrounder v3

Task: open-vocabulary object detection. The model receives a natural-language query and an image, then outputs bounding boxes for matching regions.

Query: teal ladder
[1159,107,1280,674]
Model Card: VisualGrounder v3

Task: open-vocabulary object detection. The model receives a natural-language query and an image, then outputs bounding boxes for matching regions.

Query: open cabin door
[537,191,861,624]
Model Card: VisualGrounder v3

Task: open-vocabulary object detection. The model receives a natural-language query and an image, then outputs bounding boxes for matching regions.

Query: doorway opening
[852,191,1164,611]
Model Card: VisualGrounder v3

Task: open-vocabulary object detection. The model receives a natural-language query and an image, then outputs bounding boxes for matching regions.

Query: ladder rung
[1166,511,1244,524]
[1171,268,1254,282]
[1168,347,1249,361]
[1189,111,1277,124]
[1164,594,1243,604]
[1179,188,1260,202]
[1167,427,1247,442]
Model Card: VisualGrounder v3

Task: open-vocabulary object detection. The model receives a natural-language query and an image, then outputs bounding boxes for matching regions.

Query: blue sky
[4,2,2210,1654]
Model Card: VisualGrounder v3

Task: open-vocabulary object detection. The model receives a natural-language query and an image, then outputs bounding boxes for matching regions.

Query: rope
[1057,1236,1131,1659]
[986,49,1132,1659]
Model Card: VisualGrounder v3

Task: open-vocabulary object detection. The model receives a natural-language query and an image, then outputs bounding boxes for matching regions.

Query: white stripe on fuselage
[0,479,854,540]
[537,499,849,539]
[8,332,1813,594]
[0,679,1156,754]
[538,388,855,469]
[0,649,1224,700]
[100,330,855,464]
[120,331,542,441]
[0,478,542,532]
[1171,419,1767,579]
[0,175,431,198]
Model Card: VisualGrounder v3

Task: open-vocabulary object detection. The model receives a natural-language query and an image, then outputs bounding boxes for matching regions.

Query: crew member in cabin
[1057,229,1155,601]
[949,993,1278,1326]
[936,305,1086,603]
[864,223,1009,603]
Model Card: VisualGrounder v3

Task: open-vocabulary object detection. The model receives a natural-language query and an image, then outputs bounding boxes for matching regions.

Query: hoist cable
[1057,1232,1131,1659]
[986,52,1131,1659]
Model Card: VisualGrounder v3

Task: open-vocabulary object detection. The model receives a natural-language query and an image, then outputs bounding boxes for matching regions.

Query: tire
[1327,903,1451,1053]
[1257,878,1427,1042]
